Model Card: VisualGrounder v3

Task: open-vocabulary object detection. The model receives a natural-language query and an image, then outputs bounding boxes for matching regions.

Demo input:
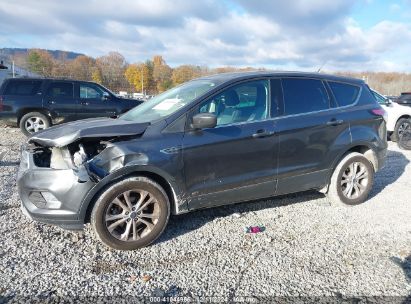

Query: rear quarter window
[328,81,360,107]
[4,80,42,96]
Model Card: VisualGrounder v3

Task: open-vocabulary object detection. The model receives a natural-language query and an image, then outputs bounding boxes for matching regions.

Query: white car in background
[372,90,411,142]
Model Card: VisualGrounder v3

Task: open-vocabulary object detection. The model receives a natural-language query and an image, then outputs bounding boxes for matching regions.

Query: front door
[76,82,117,119]
[182,79,281,210]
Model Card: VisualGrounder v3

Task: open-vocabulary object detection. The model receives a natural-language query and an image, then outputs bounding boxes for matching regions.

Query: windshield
[120,80,218,123]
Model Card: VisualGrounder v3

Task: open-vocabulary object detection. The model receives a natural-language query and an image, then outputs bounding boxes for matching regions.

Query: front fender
[77,139,185,222]
[77,164,185,223]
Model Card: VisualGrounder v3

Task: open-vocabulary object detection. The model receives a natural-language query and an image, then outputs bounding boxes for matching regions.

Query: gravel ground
[0,125,410,302]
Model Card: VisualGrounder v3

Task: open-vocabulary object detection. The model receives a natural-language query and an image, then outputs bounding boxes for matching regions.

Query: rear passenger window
[4,80,41,96]
[47,82,73,98]
[328,81,360,107]
[282,78,330,115]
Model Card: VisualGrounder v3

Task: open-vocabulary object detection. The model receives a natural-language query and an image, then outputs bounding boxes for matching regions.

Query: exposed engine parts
[73,144,88,167]
[28,137,147,184]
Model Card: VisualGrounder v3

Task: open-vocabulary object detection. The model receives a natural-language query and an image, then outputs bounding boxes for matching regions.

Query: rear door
[44,81,77,122]
[275,77,350,195]
[76,82,117,119]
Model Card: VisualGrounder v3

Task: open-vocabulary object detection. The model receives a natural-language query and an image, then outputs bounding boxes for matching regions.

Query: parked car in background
[392,92,411,106]
[372,90,411,143]
[0,78,143,135]
[18,71,387,250]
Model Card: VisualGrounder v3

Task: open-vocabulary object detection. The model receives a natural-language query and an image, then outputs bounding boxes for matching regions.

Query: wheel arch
[320,143,378,194]
[17,108,53,124]
[81,166,183,224]
[394,115,411,128]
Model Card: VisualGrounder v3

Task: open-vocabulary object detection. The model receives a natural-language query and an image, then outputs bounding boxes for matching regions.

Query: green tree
[26,49,54,76]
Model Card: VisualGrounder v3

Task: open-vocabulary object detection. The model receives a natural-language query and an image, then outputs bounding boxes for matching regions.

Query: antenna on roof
[317,61,327,73]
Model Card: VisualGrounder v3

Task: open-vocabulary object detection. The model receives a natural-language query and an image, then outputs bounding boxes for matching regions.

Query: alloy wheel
[398,121,411,138]
[25,117,47,133]
[105,190,160,241]
[340,161,369,199]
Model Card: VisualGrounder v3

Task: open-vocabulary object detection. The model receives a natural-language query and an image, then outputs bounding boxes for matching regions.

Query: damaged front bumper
[17,145,95,230]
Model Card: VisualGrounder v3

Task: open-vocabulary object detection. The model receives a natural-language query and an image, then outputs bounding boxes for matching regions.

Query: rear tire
[19,112,50,136]
[91,176,170,250]
[326,152,374,206]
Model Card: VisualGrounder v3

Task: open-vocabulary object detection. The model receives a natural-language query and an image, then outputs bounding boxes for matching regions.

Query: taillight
[0,96,3,111]
[370,108,388,122]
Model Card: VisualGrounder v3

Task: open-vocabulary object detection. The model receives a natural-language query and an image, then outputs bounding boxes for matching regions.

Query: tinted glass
[270,78,283,117]
[328,81,360,107]
[282,78,330,115]
[47,82,73,98]
[4,80,41,96]
[80,84,104,99]
[199,80,269,126]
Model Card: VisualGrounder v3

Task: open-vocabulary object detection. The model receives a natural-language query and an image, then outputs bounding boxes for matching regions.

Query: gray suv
[17,72,387,250]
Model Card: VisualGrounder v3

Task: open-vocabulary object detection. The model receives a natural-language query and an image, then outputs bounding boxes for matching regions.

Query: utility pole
[141,68,144,95]
[12,61,15,78]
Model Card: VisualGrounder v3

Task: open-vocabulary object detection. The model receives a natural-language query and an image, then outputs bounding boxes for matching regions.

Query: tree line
[10,49,258,94]
[8,48,411,96]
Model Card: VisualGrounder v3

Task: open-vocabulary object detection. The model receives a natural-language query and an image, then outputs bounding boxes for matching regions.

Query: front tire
[392,117,411,143]
[91,177,170,250]
[19,112,50,136]
[326,152,374,206]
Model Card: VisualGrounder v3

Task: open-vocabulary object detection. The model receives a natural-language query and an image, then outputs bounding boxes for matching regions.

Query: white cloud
[0,0,410,71]
[390,3,401,11]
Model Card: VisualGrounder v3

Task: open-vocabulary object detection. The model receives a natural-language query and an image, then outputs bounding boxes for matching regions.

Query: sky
[0,0,411,72]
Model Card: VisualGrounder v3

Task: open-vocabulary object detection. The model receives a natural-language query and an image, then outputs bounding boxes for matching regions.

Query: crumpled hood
[28,117,149,147]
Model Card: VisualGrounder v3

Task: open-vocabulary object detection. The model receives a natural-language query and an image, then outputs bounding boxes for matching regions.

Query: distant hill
[0,48,84,60]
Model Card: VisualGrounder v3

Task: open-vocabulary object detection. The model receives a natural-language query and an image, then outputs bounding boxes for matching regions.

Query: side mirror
[102,92,111,101]
[191,113,217,130]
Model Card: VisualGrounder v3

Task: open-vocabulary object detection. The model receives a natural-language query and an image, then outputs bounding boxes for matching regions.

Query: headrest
[224,90,240,107]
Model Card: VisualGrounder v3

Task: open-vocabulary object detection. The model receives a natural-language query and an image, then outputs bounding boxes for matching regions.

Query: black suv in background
[393,92,411,106]
[0,78,143,135]
[18,72,387,250]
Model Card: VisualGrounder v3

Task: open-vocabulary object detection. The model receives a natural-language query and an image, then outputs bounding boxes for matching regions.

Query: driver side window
[198,80,269,126]
[80,84,105,99]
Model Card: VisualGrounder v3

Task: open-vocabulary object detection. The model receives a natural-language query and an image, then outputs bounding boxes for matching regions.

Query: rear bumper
[17,147,95,230]
[0,113,18,126]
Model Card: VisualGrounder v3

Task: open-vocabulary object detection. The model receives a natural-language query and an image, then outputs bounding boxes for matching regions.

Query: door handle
[252,129,275,138]
[326,119,344,126]
[48,100,56,104]
[81,101,90,106]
